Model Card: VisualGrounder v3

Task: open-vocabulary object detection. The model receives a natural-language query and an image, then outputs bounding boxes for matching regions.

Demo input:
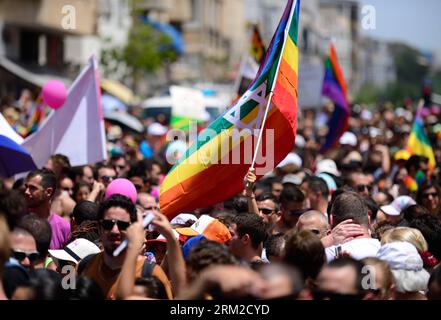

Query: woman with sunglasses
[417,180,441,218]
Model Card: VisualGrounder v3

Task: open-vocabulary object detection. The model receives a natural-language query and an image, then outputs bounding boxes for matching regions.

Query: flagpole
[250,0,297,170]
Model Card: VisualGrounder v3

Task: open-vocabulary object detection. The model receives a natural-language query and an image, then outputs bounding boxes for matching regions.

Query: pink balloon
[41,80,67,109]
[105,178,137,204]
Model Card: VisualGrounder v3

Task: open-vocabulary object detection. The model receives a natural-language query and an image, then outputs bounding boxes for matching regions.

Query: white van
[141,95,229,124]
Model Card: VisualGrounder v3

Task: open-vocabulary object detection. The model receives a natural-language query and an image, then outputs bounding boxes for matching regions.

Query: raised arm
[152,211,187,297]
[244,168,259,215]
[87,181,105,202]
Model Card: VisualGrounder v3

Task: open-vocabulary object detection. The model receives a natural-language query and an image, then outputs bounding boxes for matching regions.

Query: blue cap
[182,235,207,261]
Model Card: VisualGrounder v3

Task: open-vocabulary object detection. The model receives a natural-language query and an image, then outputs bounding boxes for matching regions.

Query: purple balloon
[105,178,137,204]
[41,80,67,110]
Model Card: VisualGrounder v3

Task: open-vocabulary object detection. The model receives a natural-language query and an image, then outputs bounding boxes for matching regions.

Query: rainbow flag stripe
[159,0,300,218]
[406,109,436,169]
[320,43,350,153]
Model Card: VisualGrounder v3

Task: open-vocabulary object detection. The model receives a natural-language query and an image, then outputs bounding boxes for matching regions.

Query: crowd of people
[1,92,441,300]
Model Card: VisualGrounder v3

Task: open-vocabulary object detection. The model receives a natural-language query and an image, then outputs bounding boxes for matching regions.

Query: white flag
[0,113,24,145]
[22,56,107,168]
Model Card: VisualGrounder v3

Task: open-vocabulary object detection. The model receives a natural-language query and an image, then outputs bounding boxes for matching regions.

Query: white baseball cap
[147,122,168,136]
[339,131,357,146]
[170,213,197,226]
[277,152,302,169]
[49,238,101,265]
[380,196,416,216]
[316,159,340,177]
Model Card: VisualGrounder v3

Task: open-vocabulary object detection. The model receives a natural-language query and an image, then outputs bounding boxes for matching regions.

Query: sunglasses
[101,175,117,183]
[100,219,131,231]
[356,184,372,192]
[422,192,438,199]
[12,250,40,262]
[259,208,275,215]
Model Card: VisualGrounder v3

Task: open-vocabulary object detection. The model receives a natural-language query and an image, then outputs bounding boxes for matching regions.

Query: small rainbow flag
[249,25,266,65]
[24,96,47,137]
[160,0,301,218]
[233,24,267,99]
[406,107,436,170]
[320,43,350,153]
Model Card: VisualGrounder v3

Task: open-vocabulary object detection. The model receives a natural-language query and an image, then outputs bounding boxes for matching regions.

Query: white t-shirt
[325,238,381,262]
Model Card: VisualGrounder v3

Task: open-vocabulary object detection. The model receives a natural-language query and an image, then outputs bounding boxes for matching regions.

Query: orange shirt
[79,252,173,300]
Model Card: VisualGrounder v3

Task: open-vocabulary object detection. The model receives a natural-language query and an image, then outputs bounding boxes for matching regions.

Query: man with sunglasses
[78,194,172,299]
[348,172,373,197]
[243,170,284,234]
[255,193,281,235]
[278,184,308,233]
[97,164,117,188]
[9,228,39,271]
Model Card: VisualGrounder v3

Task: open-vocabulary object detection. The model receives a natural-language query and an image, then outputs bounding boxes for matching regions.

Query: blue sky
[359,0,441,52]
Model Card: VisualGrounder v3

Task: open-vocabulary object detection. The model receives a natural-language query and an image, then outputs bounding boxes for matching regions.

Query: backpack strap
[77,253,98,275]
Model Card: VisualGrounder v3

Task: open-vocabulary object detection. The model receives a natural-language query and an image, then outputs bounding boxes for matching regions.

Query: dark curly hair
[97,194,137,222]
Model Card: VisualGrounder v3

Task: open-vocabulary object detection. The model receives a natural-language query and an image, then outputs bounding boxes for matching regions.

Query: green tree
[100,0,178,91]
[355,84,382,104]
[356,42,430,105]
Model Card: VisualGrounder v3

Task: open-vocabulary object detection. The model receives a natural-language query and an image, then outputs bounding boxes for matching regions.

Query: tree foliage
[100,0,178,82]
[355,42,431,105]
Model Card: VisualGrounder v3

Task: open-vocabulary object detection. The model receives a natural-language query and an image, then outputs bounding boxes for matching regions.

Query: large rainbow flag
[320,43,350,153]
[159,0,301,218]
[406,107,436,170]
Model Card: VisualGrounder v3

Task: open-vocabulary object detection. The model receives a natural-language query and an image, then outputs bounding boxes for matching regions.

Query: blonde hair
[381,227,428,252]
[0,216,10,274]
